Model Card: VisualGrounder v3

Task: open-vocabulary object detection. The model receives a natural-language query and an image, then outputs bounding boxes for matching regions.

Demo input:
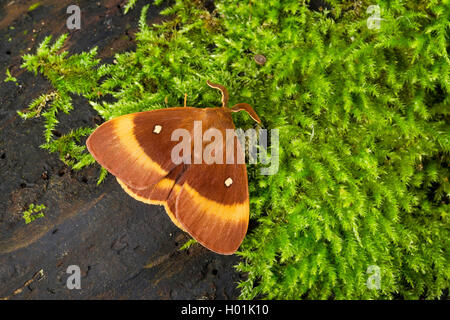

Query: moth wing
[86,108,202,190]
[175,120,249,255]
[175,163,249,255]
[89,106,251,254]
[116,165,187,231]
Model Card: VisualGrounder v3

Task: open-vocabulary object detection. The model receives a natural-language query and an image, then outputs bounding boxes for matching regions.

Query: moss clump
[4,69,18,84]
[22,204,46,224]
[27,2,42,12]
[20,0,449,299]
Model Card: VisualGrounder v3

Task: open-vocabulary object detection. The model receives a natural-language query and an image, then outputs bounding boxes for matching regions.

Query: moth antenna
[184,93,187,107]
[206,80,229,108]
[231,103,261,124]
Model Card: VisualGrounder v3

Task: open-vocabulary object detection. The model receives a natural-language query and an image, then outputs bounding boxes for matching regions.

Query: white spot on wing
[153,125,162,134]
[224,177,233,187]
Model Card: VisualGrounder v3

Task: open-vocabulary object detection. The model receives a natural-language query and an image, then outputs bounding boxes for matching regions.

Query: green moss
[20,0,449,299]
[4,69,18,84]
[28,2,42,12]
[22,204,46,224]
[123,0,139,14]
[179,238,198,251]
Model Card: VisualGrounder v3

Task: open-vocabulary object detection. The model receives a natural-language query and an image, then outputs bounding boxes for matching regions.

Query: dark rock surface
[0,0,242,300]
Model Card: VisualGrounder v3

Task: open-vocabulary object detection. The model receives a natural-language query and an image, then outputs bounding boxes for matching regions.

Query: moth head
[206,80,261,124]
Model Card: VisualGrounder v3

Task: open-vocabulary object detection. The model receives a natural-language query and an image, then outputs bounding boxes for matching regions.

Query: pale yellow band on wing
[116,177,185,231]
[182,184,249,224]
[113,114,167,176]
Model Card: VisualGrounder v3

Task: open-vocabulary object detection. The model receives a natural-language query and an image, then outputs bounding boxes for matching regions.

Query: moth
[86,81,261,254]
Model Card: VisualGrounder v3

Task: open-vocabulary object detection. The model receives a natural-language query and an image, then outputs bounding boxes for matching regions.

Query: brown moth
[86,81,261,254]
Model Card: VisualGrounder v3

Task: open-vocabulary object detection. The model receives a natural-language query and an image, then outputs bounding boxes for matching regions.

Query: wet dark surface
[0,0,242,300]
